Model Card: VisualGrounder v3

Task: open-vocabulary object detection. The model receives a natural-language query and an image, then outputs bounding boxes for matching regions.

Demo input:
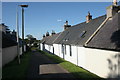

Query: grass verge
[2,52,32,80]
[39,50,105,80]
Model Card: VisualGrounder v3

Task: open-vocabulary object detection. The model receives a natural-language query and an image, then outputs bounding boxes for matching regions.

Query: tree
[25,34,34,47]
[26,34,33,40]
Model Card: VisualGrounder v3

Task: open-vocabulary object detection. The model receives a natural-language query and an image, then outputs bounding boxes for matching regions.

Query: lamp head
[19,5,28,8]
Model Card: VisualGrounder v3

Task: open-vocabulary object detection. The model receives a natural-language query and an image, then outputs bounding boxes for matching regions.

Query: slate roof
[54,15,106,46]
[41,33,61,45]
[86,12,120,51]
[2,32,17,48]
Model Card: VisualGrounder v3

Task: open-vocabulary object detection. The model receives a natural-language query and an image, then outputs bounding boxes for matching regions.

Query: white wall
[77,47,119,78]
[44,43,120,78]
[53,44,77,65]
[2,46,17,66]
[40,43,43,50]
[44,44,54,54]
[19,47,22,55]
[24,45,26,52]
[64,45,77,65]
[53,44,61,56]
[53,43,119,78]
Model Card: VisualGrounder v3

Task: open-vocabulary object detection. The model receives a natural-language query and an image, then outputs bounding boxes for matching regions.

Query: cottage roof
[41,33,61,45]
[54,15,106,46]
[86,12,120,51]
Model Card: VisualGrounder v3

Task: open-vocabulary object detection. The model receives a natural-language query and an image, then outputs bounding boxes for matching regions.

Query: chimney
[113,0,117,6]
[12,30,16,36]
[46,32,49,36]
[2,23,4,26]
[106,0,120,18]
[51,30,56,35]
[43,34,45,38]
[64,20,71,30]
[86,11,92,23]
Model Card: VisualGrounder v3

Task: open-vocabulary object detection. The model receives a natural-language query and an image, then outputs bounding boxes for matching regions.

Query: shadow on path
[26,51,76,80]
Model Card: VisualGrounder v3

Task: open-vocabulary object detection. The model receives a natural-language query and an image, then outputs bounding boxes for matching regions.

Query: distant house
[40,32,60,54]
[40,2,120,78]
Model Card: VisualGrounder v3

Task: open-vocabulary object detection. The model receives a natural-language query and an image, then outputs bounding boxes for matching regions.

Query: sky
[2,2,113,40]
[1,0,120,2]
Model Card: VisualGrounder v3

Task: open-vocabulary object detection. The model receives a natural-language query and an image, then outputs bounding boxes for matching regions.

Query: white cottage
[40,2,120,79]
[40,32,60,54]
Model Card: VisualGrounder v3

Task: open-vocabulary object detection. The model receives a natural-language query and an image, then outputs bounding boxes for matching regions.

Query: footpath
[27,51,75,80]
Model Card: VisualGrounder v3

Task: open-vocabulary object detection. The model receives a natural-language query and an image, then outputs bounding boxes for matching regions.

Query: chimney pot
[86,11,92,23]
[46,32,49,36]
[113,0,117,6]
[64,20,71,30]
[52,30,56,35]
[43,34,45,38]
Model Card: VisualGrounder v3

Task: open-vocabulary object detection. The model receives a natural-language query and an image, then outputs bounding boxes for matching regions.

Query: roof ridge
[72,15,106,27]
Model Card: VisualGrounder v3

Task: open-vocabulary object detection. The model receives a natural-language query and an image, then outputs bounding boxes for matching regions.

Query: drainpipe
[84,17,110,46]
[76,46,78,66]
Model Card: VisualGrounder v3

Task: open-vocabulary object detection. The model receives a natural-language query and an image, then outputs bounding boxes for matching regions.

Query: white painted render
[64,45,78,65]
[2,46,17,66]
[53,44,59,56]
[79,47,119,78]
[24,45,26,52]
[41,43,120,78]
[40,43,43,50]
[19,47,22,55]
[44,44,54,54]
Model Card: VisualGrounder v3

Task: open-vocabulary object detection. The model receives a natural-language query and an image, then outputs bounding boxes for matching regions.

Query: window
[70,45,72,56]
[79,31,86,37]
[62,44,64,54]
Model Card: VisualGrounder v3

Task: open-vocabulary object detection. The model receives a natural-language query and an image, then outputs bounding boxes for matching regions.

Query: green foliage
[26,34,33,40]
[25,34,39,48]
[2,52,32,80]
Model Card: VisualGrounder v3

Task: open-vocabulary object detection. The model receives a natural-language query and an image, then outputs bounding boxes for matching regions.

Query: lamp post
[16,6,20,64]
[19,5,28,53]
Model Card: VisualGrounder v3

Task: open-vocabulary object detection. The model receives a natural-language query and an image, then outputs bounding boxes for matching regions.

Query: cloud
[57,19,62,22]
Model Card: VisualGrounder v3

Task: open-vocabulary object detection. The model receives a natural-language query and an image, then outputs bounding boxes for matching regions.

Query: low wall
[78,47,119,78]
[2,46,17,66]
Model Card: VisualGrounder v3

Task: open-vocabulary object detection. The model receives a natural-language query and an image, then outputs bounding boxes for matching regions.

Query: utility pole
[19,5,28,53]
[16,6,20,64]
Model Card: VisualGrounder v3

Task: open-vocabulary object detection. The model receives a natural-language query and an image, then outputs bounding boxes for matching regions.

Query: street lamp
[19,5,28,53]
[16,6,20,64]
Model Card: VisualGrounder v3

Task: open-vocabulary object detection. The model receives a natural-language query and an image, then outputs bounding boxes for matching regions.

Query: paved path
[27,51,75,80]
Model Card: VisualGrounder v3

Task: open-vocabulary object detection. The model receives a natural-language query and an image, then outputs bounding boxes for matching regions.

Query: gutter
[84,17,110,46]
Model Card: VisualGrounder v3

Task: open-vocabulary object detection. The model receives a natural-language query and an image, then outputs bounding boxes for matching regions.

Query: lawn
[2,52,32,80]
[39,50,105,80]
